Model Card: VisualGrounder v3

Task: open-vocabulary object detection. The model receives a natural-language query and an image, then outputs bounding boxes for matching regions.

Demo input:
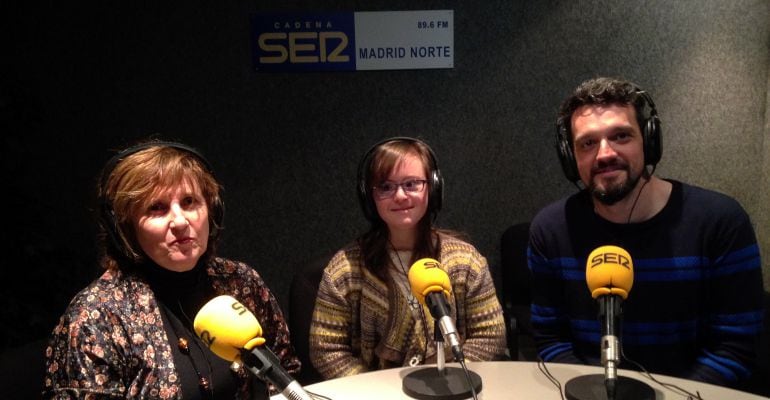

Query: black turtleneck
[144,260,213,322]
[142,260,241,400]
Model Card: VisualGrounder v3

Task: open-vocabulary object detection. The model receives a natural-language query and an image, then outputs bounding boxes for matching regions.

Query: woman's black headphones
[555,88,662,183]
[356,137,443,223]
[97,140,225,261]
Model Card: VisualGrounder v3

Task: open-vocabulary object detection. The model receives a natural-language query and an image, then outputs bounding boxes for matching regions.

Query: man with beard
[527,77,764,388]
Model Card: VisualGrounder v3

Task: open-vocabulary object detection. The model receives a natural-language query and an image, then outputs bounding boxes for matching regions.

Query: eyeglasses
[373,179,427,199]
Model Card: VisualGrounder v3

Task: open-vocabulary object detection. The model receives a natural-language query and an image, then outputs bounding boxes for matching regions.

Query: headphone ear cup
[556,122,580,183]
[643,115,662,166]
[209,195,225,238]
[429,168,443,215]
[360,186,377,223]
[101,207,123,255]
[98,200,138,262]
[356,154,377,223]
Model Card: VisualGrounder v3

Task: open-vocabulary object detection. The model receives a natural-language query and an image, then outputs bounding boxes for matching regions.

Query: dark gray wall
[2,1,768,353]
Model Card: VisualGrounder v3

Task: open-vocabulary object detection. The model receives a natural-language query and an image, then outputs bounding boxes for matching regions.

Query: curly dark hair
[557,77,648,140]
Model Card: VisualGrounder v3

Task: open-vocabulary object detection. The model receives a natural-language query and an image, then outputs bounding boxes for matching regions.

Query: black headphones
[98,140,225,261]
[356,137,443,223]
[555,88,662,183]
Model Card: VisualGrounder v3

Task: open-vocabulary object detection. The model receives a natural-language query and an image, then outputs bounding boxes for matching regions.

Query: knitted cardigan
[309,234,507,379]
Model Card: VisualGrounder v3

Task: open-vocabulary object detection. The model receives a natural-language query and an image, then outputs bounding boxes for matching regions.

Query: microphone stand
[564,295,654,400]
[436,325,446,375]
[402,321,482,400]
[240,348,313,400]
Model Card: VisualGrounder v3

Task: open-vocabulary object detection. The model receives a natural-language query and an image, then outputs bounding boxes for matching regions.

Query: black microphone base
[403,366,482,400]
[565,374,655,400]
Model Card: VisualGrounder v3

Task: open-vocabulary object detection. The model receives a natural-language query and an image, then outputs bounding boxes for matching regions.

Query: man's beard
[589,162,642,205]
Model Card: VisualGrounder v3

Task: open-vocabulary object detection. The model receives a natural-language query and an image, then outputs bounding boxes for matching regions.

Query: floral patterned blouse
[42,257,300,399]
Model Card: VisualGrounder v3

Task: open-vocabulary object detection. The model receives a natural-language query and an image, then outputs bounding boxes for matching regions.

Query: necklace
[389,241,431,366]
[160,300,214,398]
[390,246,420,310]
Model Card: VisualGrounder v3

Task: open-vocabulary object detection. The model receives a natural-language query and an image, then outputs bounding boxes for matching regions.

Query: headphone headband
[100,141,214,189]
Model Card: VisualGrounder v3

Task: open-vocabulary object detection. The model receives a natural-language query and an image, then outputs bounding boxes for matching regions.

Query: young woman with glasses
[308,137,507,379]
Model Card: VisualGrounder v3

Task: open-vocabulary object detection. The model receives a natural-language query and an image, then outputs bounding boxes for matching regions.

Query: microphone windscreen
[408,258,451,305]
[585,245,634,299]
[193,295,266,362]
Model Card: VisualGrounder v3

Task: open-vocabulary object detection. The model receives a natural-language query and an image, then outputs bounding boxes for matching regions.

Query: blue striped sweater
[528,180,764,387]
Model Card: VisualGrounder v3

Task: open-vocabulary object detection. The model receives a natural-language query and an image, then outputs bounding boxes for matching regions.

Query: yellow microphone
[408,257,452,304]
[408,258,463,361]
[193,295,265,362]
[193,295,311,400]
[586,245,634,299]
[584,245,634,400]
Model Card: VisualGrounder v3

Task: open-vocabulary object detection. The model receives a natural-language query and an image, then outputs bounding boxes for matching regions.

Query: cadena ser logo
[251,13,356,72]
[251,10,453,72]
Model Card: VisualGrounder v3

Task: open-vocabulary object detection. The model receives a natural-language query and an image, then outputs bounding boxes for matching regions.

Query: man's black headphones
[555,88,662,183]
[356,137,443,223]
[98,140,225,261]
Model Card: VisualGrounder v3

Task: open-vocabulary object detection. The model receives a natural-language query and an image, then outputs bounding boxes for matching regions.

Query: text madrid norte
[359,46,452,59]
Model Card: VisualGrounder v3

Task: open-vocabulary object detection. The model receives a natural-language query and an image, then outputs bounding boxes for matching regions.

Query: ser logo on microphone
[423,260,441,269]
[199,330,216,347]
[589,252,631,269]
[194,298,252,350]
[198,300,250,347]
[231,300,249,316]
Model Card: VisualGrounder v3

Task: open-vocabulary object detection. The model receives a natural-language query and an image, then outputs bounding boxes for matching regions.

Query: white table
[271,361,769,399]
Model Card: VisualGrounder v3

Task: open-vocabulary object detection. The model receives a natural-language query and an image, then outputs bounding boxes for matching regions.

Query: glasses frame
[372,179,428,200]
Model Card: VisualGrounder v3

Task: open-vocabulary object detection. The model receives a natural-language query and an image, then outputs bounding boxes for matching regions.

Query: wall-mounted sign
[251,10,454,72]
